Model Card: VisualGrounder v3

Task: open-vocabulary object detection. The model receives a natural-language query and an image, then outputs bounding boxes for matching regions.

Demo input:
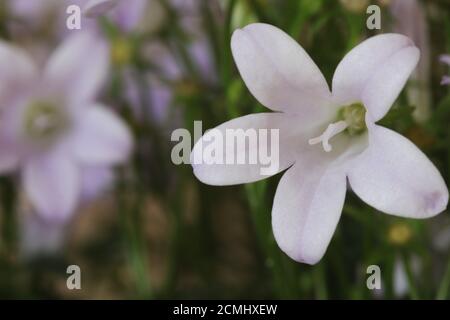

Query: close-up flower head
[192,23,448,264]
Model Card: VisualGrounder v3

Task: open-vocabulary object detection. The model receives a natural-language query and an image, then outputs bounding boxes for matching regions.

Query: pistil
[308,121,348,152]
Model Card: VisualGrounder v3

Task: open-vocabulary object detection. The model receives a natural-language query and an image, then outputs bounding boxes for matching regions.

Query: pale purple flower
[80,166,115,201]
[0,32,133,221]
[440,54,450,86]
[20,208,67,256]
[192,23,449,264]
[393,255,422,298]
[19,165,114,256]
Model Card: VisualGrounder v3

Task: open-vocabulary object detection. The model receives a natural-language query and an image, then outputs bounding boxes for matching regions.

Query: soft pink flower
[0,32,133,221]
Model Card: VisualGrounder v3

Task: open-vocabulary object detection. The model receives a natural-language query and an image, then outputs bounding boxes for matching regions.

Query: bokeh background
[0,0,449,299]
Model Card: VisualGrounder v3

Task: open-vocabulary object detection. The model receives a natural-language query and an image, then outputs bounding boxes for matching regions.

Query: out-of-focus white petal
[0,140,19,173]
[43,32,109,106]
[332,34,419,121]
[231,23,332,120]
[348,125,448,218]
[393,257,408,298]
[0,41,37,105]
[84,0,119,17]
[433,224,450,252]
[272,156,346,265]
[441,76,450,86]
[192,113,317,186]
[361,46,419,121]
[113,0,148,31]
[80,166,114,201]
[440,54,450,66]
[19,208,67,257]
[23,152,80,221]
[72,105,133,166]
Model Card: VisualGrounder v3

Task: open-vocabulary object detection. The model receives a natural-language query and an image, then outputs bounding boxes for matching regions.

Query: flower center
[23,101,68,143]
[308,103,367,152]
[111,37,133,66]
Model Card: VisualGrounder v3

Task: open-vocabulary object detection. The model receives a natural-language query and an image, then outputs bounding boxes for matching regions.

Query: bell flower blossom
[191,23,449,264]
[0,32,133,221]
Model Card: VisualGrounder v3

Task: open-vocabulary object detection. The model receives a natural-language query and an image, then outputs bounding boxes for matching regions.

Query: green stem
[436,257,450,300]
[245,183,297,298]
[117,171,152,299]
[401,254,420,300]
[313,263,328,299]
[161,184,183,297]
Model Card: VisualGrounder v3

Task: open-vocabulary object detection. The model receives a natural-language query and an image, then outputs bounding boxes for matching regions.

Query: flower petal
[24,152,80,221]
[441,76,450,86]
[272,156,347,265]
[112,0,148,31]
[192,113,316,186]
[43,32,109,106]
[84,0,120,17]
[440,54,450,66]
[332,34,419,121]
[0,140,19,173]
[0,41,37,105]
[231,23,332,119]
[348,125,448,218]
[361,46,419,121]
[72,105,133,166]
[80,166,114,201]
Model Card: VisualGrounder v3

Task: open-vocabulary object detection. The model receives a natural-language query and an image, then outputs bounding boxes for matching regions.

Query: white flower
[191,23,449,264]
[0,32,133,221]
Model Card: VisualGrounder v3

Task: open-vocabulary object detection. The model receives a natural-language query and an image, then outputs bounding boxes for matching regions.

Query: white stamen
[308,121,348,152]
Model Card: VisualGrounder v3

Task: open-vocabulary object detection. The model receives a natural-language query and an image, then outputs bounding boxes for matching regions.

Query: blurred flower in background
[0,32,132,221]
